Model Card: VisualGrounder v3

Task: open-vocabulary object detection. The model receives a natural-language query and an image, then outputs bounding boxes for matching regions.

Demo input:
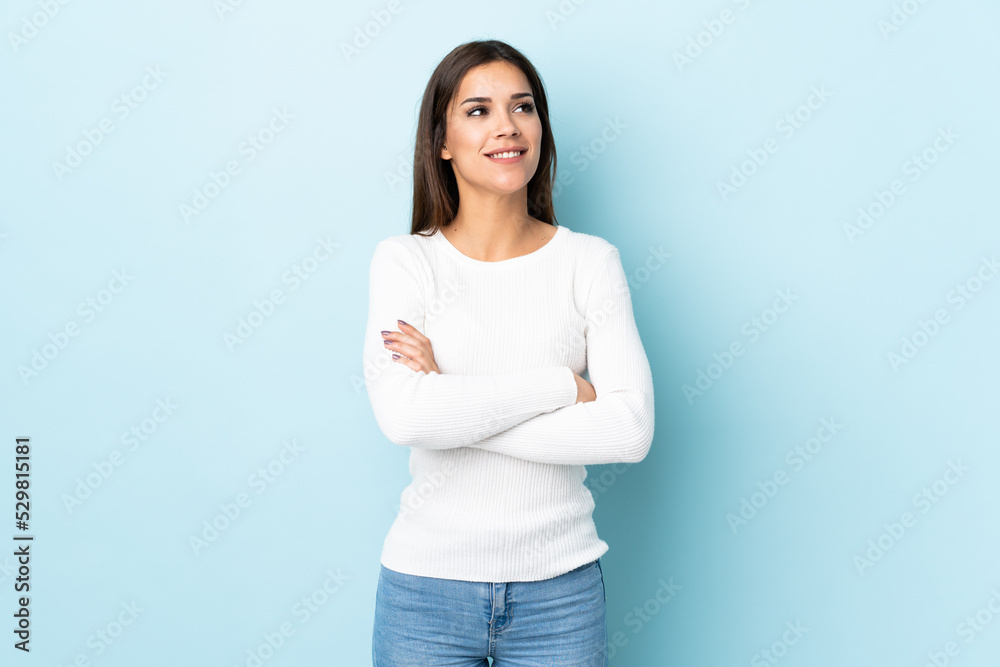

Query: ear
[440,144,451,161]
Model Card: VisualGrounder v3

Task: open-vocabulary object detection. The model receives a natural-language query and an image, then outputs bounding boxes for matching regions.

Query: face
[440,60,542,198]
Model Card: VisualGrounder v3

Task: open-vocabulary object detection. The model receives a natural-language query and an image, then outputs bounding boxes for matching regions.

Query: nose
[491,109,520,138]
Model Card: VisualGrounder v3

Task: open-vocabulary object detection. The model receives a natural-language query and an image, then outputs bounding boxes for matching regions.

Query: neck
[445,190,540,259]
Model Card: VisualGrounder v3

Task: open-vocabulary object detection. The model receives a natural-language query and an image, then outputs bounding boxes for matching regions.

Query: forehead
[454,61,530,97]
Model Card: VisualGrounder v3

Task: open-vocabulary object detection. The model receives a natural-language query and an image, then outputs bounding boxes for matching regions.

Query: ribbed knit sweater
[363,223,655,583]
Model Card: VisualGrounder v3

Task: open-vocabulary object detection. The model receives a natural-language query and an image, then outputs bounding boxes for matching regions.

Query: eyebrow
[460,92,534,105]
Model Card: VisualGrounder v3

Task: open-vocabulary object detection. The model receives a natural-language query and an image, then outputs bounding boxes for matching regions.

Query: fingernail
[380,331,391,336]
[398,320,408,327]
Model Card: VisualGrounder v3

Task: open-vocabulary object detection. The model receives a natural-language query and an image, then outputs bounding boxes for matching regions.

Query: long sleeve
[363,237,579,448]
[468,248,655,466]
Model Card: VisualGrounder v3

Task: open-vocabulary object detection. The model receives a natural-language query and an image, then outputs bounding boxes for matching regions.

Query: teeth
[488,150,522,159]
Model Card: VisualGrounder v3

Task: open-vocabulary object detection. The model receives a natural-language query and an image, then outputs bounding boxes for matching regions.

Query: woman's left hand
[382,320,440,375]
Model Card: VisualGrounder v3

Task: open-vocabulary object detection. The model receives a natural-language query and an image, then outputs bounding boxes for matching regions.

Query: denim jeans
[372,558,608,666]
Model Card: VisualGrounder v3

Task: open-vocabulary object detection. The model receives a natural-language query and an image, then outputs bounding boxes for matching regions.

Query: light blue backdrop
[2,0,998,665]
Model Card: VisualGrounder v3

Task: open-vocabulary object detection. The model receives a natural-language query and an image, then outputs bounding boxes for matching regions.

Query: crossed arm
[362,237,654,466]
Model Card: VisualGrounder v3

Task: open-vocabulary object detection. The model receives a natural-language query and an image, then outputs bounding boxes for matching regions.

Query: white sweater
[362,223,655,583]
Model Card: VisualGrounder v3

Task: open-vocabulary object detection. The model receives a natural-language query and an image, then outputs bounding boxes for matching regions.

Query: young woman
[364,39,655,666]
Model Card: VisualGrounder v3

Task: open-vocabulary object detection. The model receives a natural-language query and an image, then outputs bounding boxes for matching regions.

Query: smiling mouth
[486,149,526,159]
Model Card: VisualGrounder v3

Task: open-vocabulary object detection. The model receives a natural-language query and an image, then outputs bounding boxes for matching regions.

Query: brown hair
[410,39,558,236]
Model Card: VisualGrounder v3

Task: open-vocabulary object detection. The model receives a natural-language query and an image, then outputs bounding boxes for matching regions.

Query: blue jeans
[372,559,608,666]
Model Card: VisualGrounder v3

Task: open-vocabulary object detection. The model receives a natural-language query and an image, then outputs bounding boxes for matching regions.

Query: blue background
[2,0,998,664]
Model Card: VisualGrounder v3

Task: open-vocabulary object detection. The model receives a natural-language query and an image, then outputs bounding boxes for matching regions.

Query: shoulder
[557,227,629,307]
[373,231,431,254]
[371,230,437,260]
[558,225,618,261]
[369,232,437,280]
[558,226,621,277]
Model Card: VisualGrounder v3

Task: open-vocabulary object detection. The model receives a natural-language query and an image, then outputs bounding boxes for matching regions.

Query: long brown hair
[410,40,558,236]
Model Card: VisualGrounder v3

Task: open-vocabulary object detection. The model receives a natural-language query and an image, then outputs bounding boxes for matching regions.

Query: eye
[466,101,535,117]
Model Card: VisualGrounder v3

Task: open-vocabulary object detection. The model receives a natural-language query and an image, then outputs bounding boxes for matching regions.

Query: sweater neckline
[434,224,567,268]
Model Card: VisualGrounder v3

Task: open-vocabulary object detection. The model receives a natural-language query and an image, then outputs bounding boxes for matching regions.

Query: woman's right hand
[573,372,596,404]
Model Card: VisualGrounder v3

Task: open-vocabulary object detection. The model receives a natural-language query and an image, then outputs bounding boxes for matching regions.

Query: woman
[364,38,655,666]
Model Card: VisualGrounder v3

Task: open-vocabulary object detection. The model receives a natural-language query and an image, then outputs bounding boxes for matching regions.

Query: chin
[490,181,531,195]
